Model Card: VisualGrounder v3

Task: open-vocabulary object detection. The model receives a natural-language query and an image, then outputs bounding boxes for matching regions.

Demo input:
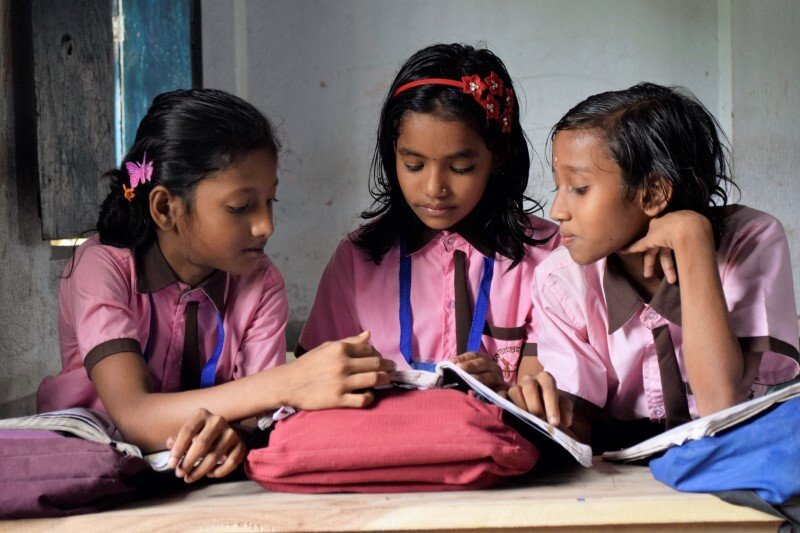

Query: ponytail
[97,167,155,249]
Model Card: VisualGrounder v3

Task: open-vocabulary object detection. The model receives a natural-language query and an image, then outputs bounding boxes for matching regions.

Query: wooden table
[2,459,781,532]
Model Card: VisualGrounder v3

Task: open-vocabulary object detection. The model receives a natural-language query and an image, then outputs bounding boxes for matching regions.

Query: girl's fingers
[346,355,395,373]
[344,370,392,391]
[537,372,561,425]
[660,248,677,284]
[519,376,544,418]
[470,370,506,391]
[345,341,383,359]
[455,357,490,373]
[507,385,525,410]
[187,427,243,482]
[177,415,225,479]
[339,331,371,345]
[619,236,645,254]
[208,439,247,479]
[183,447,222,483]
[559,394,575,428]
[340,391,375,408]
[169,409,209,470]
[184,424,243,482]
[643,248,658,278]
[517,375,544,417]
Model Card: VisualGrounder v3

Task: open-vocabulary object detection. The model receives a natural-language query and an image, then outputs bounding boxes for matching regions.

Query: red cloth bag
[245,388,538,493]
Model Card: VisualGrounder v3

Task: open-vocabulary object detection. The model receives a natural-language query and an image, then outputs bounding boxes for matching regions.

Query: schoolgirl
[38,89,394,482]
[297,44,559,392]
[513,83,799,447]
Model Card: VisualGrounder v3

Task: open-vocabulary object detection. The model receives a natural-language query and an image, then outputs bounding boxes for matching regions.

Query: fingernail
[549,416,560,425]
[175,468,184,478]
[168,456,178,469]
[166,438,174,449]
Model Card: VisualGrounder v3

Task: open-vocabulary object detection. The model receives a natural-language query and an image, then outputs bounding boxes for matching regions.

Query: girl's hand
[284,331,396,410]
[621,210,713,283]
[166,408,247,483]
[507,372,573,427]
[451,352,507,393]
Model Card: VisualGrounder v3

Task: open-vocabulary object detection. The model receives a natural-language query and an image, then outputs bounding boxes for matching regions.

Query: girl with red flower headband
[297,43,560,407]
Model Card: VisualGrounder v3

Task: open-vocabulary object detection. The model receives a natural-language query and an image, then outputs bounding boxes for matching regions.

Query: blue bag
[650,398,800,530]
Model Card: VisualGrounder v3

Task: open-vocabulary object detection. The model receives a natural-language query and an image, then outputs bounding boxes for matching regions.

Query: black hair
[550,82,736,243]
[97,88,280,249]
[353,43,549,267]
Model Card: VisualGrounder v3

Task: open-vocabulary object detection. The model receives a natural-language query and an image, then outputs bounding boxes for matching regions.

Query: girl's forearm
[94,355,297,451]
[674,221,747,416]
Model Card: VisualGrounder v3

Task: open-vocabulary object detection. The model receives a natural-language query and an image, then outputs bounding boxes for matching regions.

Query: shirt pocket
[482,323,526,382]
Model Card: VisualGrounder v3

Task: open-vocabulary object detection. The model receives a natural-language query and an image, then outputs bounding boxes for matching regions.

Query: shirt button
[653,406,665,418]
[646,309,658,321]
[446,236,455,245]
[447,299,455,309]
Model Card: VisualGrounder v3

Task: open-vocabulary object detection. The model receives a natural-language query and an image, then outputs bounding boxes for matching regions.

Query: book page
[0,408,143,458]
[437,361,593,467]
[602,381,800,462]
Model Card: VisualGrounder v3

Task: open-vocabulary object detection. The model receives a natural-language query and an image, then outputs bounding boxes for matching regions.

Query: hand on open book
[507,372,574,428]
[450,352,508,393]
[166,408,247,483]
[283,331,397,410]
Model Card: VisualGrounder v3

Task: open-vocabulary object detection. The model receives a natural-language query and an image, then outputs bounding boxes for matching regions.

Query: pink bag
[245,388,538,493]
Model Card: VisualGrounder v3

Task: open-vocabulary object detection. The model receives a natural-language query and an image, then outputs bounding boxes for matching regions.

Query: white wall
[202,0,731,331]
[729,0,800,307]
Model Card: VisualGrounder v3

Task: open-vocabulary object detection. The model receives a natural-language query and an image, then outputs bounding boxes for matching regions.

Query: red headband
[393,72,514,133]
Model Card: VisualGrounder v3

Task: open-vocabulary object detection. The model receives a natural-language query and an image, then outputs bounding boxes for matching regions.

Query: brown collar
[603,254,681,333]
[404,213,495,257]
[135,240,227,311]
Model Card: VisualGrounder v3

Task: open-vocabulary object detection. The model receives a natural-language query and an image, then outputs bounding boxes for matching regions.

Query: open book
[602,381,800,463]
[0,408,171,471]
[386,361,594,468]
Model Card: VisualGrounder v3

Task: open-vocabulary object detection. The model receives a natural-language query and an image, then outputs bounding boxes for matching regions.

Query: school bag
[245,388,539,493]
[649,397,800,530]
[0,429,153,518]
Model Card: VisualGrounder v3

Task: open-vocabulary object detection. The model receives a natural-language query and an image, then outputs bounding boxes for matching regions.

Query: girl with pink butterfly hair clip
[38,89,395,484]
[121,152,154,201]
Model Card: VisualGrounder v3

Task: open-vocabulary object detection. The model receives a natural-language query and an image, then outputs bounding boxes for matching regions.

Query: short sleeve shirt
[298,216,559,382]
[37,236,288,414]
[534,205,799,422]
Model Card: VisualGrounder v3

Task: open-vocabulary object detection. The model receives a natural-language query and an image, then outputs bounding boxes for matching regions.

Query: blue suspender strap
[199,311,225,388]
[144,292,225,388]
[399,242,414,366]
[466,256,494,353]
[399,241,494,371]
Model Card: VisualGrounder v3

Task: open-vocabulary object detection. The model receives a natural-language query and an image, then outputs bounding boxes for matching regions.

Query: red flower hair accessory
[485,71,504,96]
[482,95,500,121]
[501,88,515,133]
[461,74,487,101]
[393,72,515,133]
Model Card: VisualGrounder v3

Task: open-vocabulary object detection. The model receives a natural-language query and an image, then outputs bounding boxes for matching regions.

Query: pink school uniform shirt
[534,205,799,425]
[298,217,559,382]
[37,236,288,414]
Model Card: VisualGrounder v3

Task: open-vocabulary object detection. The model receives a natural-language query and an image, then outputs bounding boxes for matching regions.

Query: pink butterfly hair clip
[122,152,154,202]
